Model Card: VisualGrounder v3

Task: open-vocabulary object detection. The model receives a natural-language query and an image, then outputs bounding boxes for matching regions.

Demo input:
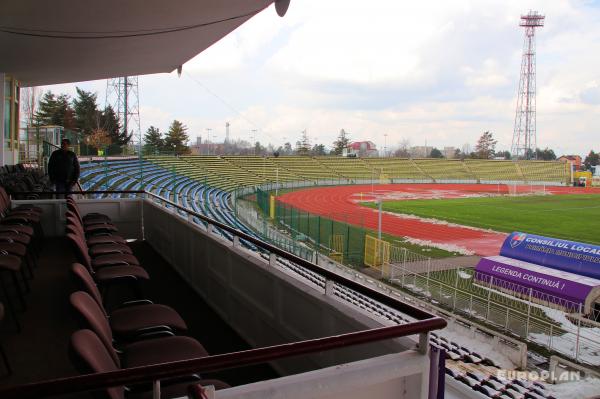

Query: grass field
[364,194,600,245]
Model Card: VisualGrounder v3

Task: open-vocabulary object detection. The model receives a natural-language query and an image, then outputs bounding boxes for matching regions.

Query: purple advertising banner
[499,232,600,280]
[475,256,596,304]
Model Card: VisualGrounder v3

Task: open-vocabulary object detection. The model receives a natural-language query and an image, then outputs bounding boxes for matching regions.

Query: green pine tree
[73,87,99,135]
[35,92,74,127]
[164,120,190,154]
[101,106,132,147]
[144,126,164,153]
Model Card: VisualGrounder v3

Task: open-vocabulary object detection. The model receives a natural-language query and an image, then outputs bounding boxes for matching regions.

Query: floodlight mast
[105,76,141,156]
[512,11,544,160]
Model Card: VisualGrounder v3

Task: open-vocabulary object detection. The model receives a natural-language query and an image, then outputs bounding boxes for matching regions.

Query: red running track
[277,184,600,256]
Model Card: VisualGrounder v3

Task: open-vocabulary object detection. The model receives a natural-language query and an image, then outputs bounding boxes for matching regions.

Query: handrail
[13,189,439,320]
[0,319,445,399]
[143,190,439,319]
[2,189,447,398]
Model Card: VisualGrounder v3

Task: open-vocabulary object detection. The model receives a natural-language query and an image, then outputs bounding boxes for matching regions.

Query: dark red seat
[92,253,140,268]
[66,211,118,234]
[0,187,43,215]
[0,187,44,253]
[0,233,31,246]
[0,225,34,236]
[86,234,128,247]
[70,292,209,368]
[66,197,111,224]
[72,263,187,338]
[70,329,228,399]
[69,329,125,399]
[0,242,33,279]
[66,233,148,302]
[0,242,27,258]
[66,219,127,247]
[92,265,149,283]
[121,335,208,368]
[67,233,141,268]
[88,243,133,257]
[0,253,28,330]
[0,303,12,376]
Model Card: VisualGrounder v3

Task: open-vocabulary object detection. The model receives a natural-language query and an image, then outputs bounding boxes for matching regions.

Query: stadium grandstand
[0,158,582,398]
[1,1,596,398]
[81,156,570,194]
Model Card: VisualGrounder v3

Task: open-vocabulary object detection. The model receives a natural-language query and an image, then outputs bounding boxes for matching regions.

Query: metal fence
[369,237,600,366]
[272,201,367,267]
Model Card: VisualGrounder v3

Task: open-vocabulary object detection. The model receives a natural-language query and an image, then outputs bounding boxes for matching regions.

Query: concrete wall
[142,200,420,376]
[216,352,428,399]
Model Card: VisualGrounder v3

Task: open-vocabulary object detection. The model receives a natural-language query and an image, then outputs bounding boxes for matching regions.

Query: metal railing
[1,189,447,399]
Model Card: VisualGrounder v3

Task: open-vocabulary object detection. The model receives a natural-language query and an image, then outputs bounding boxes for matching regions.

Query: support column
[0,72,5,166]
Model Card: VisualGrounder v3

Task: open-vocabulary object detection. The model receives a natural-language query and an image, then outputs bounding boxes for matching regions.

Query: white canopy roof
[0,0,281,86]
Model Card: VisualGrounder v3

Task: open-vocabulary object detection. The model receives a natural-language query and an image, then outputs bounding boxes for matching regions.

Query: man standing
[48,138,80,196]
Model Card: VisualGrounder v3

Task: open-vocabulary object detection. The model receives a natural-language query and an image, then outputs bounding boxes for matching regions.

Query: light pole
[384,133,387,157]
[206,128,212,155]
[378,198,382,240]
[251,129,257,155]
[276,167,279,196]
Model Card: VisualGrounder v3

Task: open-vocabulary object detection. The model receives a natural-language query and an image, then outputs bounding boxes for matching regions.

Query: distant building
[558,155,582,171]
[347,141,378,157]
[443,146,456,159]
[410,146,432,158]
[190,136,224,155]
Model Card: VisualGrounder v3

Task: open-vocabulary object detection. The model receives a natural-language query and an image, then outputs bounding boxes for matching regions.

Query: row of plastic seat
[0,164,51,199]
[445,360,557,399]
[65,199,229,398]
[0,186,44,334]
[0,186,46,377]
[84,156,569,194]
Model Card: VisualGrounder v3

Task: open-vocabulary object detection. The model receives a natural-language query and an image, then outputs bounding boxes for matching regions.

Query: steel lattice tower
[105,76,141,155]
[512,11,544,160]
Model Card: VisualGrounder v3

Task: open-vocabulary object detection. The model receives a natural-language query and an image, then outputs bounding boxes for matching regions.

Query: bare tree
[461,143,471,157]
[394,139,411,157]
[21,87,40,126]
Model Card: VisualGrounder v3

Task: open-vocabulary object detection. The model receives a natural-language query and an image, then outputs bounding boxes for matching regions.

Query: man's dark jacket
[48,149,80,185]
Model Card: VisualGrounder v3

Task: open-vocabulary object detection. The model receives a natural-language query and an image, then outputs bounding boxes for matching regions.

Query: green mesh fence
[274,201,366,267]
[256,188,270,215]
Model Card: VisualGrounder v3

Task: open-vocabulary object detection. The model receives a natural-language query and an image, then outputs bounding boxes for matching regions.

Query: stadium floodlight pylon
[512,10,544,160]
[105,76,142,156]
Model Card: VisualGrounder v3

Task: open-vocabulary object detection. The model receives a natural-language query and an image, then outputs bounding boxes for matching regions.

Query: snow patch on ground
[381,210,501,234]
[403,236,475,256]
[458,270,473,279]
[531,309,600,366]
[440,327,516,369]
[545,377,600,399]
[350,189,500,202]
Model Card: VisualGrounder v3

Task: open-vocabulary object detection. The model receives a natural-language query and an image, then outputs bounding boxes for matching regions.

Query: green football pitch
[364,194,600,245]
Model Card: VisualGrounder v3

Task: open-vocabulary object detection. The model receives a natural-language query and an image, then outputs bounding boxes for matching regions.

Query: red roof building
[347,141,378,157]
[558,155,582,171]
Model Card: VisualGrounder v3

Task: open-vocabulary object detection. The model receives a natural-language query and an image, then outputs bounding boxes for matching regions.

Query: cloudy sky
[40,0,600,156]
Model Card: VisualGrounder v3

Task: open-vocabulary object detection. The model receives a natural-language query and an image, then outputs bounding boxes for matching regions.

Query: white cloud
[36,0,600,156]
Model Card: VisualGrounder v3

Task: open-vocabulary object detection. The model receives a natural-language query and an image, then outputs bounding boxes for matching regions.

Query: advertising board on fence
[475,256,599,305]
[500,232,600,280]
